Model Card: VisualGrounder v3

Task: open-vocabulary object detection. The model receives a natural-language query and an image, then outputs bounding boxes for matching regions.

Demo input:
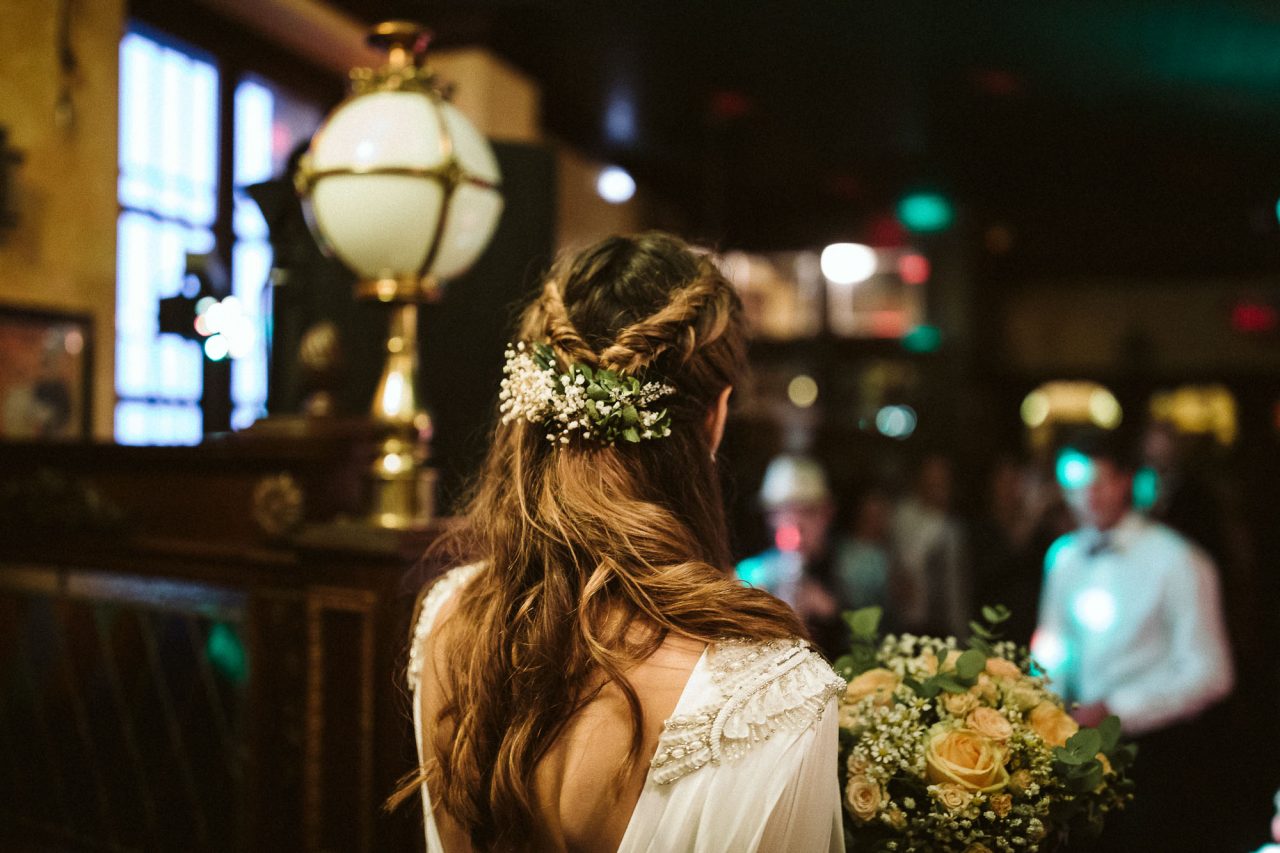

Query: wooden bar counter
[0,433,442,852]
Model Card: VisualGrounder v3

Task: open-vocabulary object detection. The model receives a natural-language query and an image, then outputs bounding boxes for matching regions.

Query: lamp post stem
[368,302,434,529]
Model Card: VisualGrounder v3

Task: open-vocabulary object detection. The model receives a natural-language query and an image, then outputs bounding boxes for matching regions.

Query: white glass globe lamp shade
[299,34,503,302]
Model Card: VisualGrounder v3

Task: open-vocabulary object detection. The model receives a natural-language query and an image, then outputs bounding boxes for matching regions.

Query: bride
[396,233,846,852]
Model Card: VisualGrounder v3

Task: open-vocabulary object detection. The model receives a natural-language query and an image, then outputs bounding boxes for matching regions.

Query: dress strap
[648,638,845,784]
[406,563,483,692]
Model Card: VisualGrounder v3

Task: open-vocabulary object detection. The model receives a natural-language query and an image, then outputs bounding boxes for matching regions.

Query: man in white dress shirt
[1033,431,1233,852]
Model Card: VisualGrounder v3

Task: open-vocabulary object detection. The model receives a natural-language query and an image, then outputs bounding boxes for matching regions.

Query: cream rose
[1003,679,1043,712]
[845,775,882,822]
[967,707,1014,741]
[924,726,1010,793]
[929,782,975,812]
[942,691,979,717]
[985,657,1022,679]
[1028,701,1079,747]
[845,668,899,707]
[885,806,907,829]
[989,792,1012,817]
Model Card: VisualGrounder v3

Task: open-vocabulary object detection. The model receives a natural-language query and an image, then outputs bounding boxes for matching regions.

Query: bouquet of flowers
[834,606,1135,852]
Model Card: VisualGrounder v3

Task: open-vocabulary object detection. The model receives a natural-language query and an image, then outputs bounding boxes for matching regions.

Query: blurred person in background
[1033,430,1233,853]
[889,454,970,637]
[736,454,858,656]
[971,455,1064,646]
[833,488,892,619]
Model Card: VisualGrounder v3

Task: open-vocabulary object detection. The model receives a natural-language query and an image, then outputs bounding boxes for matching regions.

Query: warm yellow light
[787,375,819,408]
[1088,389,1123,429]
[1021,391,1051,428]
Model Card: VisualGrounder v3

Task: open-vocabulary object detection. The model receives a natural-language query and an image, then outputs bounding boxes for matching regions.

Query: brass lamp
[297,21,504,528]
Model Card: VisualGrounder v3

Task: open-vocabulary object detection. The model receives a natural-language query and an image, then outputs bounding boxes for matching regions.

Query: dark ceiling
[328,0,1280,273]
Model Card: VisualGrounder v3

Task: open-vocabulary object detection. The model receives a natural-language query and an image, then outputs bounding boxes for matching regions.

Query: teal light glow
[736,554,769,588]
[902,324,942,353]
[1055,449,1094,491]
[1133,466,1160,510]
[1044,536,1071,575]
[896,192,954,233]
[206,622,248,683]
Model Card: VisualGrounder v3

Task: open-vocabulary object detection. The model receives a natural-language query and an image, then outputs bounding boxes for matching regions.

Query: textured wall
[0,0,124,439]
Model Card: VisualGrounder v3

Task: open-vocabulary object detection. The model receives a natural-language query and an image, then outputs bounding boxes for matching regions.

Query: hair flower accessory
[499,342,676,445]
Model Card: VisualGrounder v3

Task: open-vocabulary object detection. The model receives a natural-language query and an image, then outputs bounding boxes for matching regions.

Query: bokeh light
[820,242,877,285]
[787,374,819,408]
[875,405,917,439]
[597,166,636,204]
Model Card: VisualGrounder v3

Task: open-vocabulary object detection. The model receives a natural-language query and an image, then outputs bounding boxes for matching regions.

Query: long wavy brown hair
[392,232,803,849]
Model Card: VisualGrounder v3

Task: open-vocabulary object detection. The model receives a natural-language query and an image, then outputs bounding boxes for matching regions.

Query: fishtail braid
[537,279,597,366]
[598,263,731,374]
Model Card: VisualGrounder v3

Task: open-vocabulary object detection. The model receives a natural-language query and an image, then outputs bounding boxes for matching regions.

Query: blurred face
[1075,458,1132,531]
[854,494,891,542]
[919,457,952,510]
[768,502,834,560]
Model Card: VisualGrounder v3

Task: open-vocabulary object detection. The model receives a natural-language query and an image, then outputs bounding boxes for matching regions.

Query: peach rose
[847,754,871,776]
[915,651,939,676]
[969,673,999,704]
[845,775,883,822]
[985,657,1022,679]
[989,792,1012,817]
[941,649,963,670]
[929,782,975,812]
[967,707,1014,742]
[963,845,994,853]
[885,806,907,829]
[1028,701,1079,747]
[925,726,1010,793]
[845,668,900,707]
[942,691,979,717]
[1097,752,1113,775]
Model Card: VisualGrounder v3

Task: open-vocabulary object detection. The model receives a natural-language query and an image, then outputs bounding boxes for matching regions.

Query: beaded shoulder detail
[648,638,846,785]
[406,563,483,692]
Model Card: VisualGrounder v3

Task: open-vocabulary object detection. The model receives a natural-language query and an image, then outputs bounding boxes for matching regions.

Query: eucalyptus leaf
[955,649,986,680]
[1066,728,1102,758]
[1096,715,1121,753]
[982,604,1011,624]
[843,606,882,640]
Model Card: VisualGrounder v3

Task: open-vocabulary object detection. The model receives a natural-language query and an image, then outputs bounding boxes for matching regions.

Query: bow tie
[1087,533,1115,558]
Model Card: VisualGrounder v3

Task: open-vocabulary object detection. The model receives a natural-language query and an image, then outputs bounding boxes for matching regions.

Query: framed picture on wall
[0,306,92,440]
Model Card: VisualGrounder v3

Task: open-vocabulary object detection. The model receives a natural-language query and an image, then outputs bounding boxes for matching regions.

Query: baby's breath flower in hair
[499,341,676,445]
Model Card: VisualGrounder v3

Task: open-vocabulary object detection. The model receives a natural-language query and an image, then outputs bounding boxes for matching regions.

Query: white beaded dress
[408,564,847,853]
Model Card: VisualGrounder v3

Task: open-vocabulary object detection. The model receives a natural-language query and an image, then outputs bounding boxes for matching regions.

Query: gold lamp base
[366,301,435,530]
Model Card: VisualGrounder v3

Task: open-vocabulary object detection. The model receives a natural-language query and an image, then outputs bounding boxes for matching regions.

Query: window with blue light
[116,29,216,445]
[116,28,322,444]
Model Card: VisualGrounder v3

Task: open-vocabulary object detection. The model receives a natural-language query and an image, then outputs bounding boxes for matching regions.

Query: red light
[709,90,753,121]
[867,214,907,248]
[775,524,802,552]
[1232,301,1277,334]
[898,253,930,285]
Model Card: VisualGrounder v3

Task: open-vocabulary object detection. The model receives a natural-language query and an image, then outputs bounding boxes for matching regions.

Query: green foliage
[844,606,882,641]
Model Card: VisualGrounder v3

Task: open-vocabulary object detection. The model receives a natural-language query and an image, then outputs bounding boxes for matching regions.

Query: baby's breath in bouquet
[834,606,1135,852]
